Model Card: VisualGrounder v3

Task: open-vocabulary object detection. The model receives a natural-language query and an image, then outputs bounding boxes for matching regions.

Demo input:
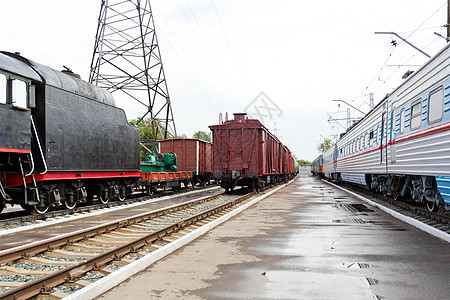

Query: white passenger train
[314,43,450,212]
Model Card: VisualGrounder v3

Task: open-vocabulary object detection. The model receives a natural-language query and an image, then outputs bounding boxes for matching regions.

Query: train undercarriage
[1,176,137,214]
[331,173,449,213]
[220,173,293,193]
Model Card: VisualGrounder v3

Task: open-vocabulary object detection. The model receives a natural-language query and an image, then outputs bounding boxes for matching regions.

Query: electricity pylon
[89,0,176,140]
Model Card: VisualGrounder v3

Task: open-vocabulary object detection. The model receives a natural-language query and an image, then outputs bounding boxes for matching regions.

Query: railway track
[324,179,450,235]
[0,189,259,299]
[0,185,220,233]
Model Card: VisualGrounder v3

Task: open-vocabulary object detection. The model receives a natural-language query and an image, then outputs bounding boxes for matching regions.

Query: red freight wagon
[209,113,296,191]
[158,138,213,186]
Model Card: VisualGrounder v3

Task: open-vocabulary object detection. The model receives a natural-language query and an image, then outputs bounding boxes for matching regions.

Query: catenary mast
[89,0,176,141]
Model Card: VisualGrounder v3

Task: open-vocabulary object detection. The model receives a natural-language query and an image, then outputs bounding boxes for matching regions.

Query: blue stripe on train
[436,176,450,204]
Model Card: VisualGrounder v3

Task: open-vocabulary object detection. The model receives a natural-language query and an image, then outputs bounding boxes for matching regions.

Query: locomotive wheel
[64,199,76,210]
[99,194,109,204]
[34,203,49,214]
[117,193,126,201]
[117,186,126,201]
[426,201,439,213]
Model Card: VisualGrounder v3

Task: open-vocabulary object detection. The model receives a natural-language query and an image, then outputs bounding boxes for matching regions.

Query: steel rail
[0,191,224,264]
[0,191,254,300]
[0,185,219,231]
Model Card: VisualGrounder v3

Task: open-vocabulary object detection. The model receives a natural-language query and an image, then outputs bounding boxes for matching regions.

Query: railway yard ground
[98,172,449,300]
[0,186,222,252]
[0,168,449,299]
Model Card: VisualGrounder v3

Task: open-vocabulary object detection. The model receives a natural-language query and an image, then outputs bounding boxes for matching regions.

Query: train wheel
[426,201,439,213]
[392,192,400,201]
[99,194,109,204]
[34,202,49,214]
[117,193,126,201]
[64,199,76,210]
[146,185,154,196]
[117,186,126,201]
[390,177,401,201]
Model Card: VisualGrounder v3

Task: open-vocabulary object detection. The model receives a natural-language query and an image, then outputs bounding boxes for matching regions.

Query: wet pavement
[98,175,450,300]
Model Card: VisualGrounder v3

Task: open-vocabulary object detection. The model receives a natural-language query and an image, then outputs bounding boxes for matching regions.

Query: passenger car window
[12,79,27,108]
[0,74,6,104]
[410,100,422,130]
[428,87,444,124]
[400,109,405,134]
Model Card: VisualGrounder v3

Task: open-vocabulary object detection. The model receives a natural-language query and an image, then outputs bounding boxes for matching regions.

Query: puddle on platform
[333,218,366,224]
[334,203,374,213]
[260,270,378,300]
[290,191,319,196]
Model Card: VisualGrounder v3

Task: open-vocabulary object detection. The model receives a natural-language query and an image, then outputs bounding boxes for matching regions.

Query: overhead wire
[182,0,243,108]
[210,0,253,99]
[401,1,447,42]
[372,36,441,96]
[151,2,227,112]
[350,1,447,109]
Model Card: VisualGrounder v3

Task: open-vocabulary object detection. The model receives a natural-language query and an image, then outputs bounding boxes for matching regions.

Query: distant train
[210,113,297,191]
[312,43,450,212]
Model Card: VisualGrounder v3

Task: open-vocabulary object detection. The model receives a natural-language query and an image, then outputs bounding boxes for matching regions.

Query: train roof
[0,52,42,82]
[0,51,115,106]
[209,112,286,146]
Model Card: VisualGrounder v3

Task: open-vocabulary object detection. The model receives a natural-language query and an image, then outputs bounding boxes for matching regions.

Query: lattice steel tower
[89,0,176,139]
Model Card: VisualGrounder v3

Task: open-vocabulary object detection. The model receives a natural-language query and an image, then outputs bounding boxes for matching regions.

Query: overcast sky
[1,0,448,160]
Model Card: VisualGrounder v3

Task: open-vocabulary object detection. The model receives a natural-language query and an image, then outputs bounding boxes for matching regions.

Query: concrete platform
[98,175,450,300]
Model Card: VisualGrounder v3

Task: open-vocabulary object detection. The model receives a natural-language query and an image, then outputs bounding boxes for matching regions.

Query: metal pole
[447,0,450,42]
[332,99,366,115]
[374,32,430,58]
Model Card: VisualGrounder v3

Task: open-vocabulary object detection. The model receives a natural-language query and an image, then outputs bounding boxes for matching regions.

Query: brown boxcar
[158,138,213,186]
[209,113,295,191]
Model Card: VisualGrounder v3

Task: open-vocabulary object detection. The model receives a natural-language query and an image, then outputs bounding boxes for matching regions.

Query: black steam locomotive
[0,51,140,213]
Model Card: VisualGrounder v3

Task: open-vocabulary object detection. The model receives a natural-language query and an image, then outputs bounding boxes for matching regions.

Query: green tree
[192,130,212,142]
[317,138,333,153]
[298,159,311,166]
[129,117,171,159]
[128,117,169,140]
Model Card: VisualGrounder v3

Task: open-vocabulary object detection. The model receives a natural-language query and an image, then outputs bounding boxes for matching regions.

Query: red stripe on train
[4,171,142,187]
[0,148,31,154]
